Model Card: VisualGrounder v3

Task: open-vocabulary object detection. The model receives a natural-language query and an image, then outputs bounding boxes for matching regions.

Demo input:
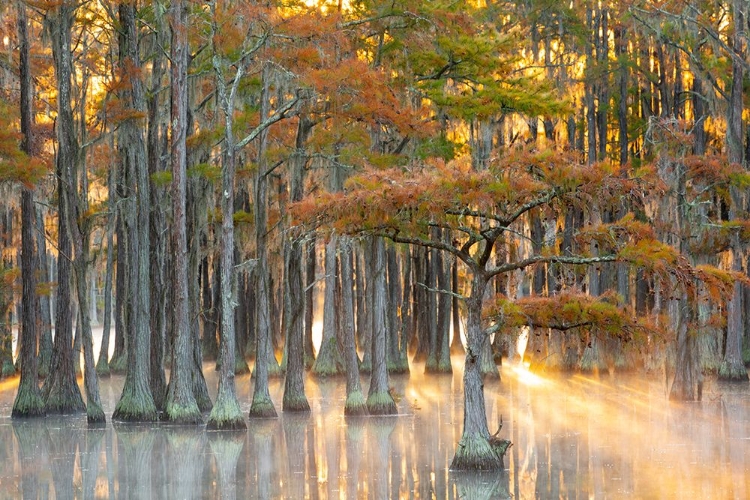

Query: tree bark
[113,1,157,423]
[283,117,312,412]
[366,237,397,415]
[165,0,202,424]
[42,1,85,416]
[341,237,367,415]
[311,234,345,376]
[450,273,504,470]
[12,0,44,418]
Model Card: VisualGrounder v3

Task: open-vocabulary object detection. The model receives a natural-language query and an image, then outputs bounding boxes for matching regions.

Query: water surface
[0,360,748,498]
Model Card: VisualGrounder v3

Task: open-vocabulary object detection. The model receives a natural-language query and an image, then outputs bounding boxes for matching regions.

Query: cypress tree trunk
[387,246,409,373]
[304,236,316,368]
[311,235,345,376]
[425,239,439,372]
[282,117,311,412]
[436,233,452,373]
[113,1,157,423]
[450,258,464,354]
[12,0,44,418]
[96,169,115,377]
[719,0,748,382]
[43,1,85,416]
[165,0,202,424]
[36,209,53,379]
[249,66,278,418]
[110,207,127,374]
[201,254,218,361]
[366,237,397,415]
[341,237,367,415]
[147,10,168,410]
[450,273,505,470]
[358,246,373,373]
[206,17,248,427]
[398,247,411,371]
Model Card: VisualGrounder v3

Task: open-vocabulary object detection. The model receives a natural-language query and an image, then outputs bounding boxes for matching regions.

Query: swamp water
[0,358,748,499]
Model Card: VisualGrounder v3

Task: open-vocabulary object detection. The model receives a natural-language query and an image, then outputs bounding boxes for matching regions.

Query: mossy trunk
[719,255,749,382]
[450,275,506,471]
[112,2,157,424]
[12,4,44,417]
[12,189,44,417]
[366,237,397,415]
[43,3,85,416]
[207,78,247,429]
[341,237,367,416]
[165,0,202,425]
[282,119,311,412]
[249,70,278,419]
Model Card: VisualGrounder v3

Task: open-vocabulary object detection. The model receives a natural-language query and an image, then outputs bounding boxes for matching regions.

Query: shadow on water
[0,361,749,498]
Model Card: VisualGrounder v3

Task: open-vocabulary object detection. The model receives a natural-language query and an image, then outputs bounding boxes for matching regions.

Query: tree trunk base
[109,354,127,374]
[366,390,397,415]
[95,359,111,378]
[164,401,203,424]
[44,381,85,415]
[248,396,277,418]
[718,361,749,381]
[450,433,505,471]
[311,340,344,377]
[207,399,247,430]
[11,383,45,418]
[87,404,106,425]
[113,391,158,422]
[282,394,311,412]
[344,390,368,416]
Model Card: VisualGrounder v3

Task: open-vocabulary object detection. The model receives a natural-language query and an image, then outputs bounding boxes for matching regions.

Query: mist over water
[0,358,748,499]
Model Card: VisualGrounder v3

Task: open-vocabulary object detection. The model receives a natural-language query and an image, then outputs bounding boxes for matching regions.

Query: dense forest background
[1,0,749,470]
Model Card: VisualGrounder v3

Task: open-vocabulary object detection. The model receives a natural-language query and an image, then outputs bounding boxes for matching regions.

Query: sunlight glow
[510,363,545,387]
[0,376,19,394]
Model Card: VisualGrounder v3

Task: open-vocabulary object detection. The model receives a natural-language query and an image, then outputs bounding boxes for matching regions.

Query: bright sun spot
[511,363,545,387]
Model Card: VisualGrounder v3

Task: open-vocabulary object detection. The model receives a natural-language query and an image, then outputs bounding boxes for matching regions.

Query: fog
[0,358,748,498]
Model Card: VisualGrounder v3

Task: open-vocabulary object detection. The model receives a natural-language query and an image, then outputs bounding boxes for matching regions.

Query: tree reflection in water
[1,364,749,498]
